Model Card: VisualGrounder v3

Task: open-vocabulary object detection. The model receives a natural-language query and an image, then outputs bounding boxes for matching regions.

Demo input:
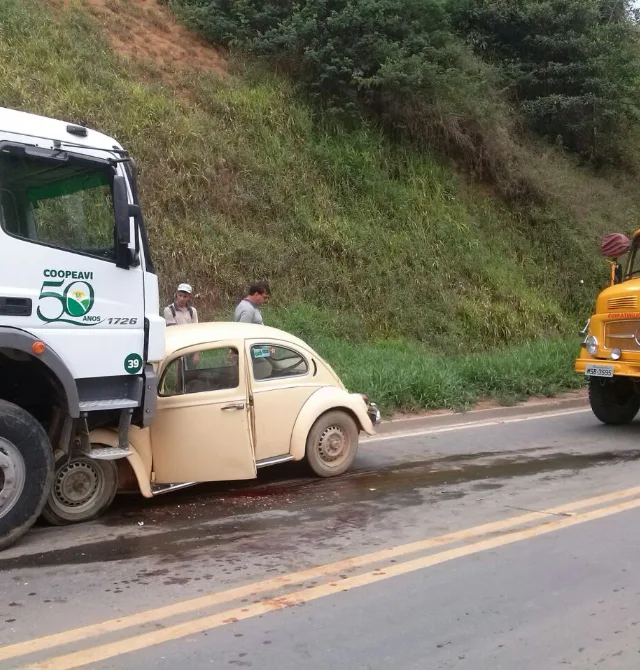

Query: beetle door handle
[221,402,245,411]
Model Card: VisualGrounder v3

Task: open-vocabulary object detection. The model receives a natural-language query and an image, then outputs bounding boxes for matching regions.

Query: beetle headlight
[585,335,598,355]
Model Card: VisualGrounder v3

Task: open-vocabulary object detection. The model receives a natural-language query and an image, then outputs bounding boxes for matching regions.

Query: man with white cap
[164,283,198,327]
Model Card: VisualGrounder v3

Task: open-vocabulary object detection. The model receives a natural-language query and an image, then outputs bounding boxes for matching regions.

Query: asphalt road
[2,403,640,669]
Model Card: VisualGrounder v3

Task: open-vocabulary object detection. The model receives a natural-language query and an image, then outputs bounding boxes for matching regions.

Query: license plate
[585,364,614,378]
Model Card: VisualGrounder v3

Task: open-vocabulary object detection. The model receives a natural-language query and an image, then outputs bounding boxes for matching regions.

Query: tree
[451,0,640,164]
[176,0,520,188]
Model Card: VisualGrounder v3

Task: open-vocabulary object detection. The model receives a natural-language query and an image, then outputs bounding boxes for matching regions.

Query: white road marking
[363,408,592,444]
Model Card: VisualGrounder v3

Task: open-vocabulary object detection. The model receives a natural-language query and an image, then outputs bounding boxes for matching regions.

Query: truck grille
[604,319,640,351]
[607,296,638,311]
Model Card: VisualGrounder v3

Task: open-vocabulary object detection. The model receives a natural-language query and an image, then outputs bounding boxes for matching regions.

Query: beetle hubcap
[317,425,349,464]
[52,460,102,511]
[0,437,26,520]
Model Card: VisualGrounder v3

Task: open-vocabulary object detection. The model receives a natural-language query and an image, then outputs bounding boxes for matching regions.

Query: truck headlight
[585,335,598,355]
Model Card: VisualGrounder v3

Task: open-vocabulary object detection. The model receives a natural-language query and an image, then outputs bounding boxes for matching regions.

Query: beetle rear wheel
[42,456,118,525]
[305,411,359,477]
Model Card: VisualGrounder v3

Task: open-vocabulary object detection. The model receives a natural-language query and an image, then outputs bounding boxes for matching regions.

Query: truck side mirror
[113,175,131,247]
[614,263,623,284]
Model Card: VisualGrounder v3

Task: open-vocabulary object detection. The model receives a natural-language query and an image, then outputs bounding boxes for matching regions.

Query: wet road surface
[2,406,640,668]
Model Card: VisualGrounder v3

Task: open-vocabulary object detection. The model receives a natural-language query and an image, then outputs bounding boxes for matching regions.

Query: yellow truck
[576,231,640,424]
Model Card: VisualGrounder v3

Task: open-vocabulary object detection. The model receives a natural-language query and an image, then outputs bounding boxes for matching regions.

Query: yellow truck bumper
[575,355,640,378]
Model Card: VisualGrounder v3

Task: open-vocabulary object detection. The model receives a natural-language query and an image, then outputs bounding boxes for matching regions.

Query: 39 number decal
[124,353,143,375]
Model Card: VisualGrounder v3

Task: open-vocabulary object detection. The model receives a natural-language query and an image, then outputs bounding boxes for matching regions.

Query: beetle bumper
[367,402,381,426]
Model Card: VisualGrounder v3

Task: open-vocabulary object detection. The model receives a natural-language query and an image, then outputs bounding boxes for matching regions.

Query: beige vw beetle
[42,322,381,524]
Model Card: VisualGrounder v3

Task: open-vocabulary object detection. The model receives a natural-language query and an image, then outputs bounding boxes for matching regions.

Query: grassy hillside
[3,0,635,411]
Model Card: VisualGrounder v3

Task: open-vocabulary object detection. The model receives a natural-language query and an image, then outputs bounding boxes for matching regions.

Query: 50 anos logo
[37,273,102,326]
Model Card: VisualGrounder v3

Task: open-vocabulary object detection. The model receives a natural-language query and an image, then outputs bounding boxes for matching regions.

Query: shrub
[174,0,533,194]
[451,0,640,166]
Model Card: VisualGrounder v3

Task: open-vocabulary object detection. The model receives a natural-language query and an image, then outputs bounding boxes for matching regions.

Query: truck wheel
[588,377,640,425]
[42,456,117,526]
[0,400,54,551]
[305,411,359,477]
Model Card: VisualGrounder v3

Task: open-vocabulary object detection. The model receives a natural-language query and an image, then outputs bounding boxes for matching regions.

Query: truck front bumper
[575,355,640,378]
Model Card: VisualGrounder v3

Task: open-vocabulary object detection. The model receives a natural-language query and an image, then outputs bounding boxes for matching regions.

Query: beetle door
[151,342,256,484]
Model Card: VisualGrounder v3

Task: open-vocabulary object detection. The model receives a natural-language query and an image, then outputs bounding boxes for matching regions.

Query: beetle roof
[164,321,313,357]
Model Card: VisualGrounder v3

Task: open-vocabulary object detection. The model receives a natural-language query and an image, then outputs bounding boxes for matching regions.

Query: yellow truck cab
[576,229,640,424]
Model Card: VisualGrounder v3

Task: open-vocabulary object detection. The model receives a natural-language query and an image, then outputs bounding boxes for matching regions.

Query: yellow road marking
[3,485,638,663]
[26,492,640,670]
[1,485,639,665]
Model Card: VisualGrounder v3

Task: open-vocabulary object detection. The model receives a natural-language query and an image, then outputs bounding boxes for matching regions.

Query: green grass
[307,335,584,414]
[0,0,621,411]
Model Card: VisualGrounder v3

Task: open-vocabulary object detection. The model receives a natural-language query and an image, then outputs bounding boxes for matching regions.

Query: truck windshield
[0,148,117,262]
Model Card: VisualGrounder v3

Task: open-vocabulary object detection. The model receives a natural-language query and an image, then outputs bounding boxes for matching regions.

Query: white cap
[177,283,193,294]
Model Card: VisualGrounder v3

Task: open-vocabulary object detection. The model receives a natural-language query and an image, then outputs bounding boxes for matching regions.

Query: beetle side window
[160,347,239,396]
[251,344,308,381]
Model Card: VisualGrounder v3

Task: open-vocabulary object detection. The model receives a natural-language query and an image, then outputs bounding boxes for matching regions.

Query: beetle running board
[150,481,198,496]
[256,454,294,469]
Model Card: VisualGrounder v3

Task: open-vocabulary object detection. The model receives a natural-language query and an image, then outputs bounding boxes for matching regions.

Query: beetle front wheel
[42,456,118,525]
[305,411,359,477]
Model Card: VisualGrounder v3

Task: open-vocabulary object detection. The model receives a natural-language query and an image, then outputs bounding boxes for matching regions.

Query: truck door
[0,145,145,385]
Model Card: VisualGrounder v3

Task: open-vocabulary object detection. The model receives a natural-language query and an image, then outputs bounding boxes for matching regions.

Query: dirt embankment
[51,0,226,87]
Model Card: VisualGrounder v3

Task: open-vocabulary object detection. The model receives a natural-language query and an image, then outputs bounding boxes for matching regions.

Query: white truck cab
[0,107,165,548]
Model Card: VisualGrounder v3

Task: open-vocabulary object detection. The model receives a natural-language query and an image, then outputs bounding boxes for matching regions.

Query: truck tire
[588,376,640,425]
[42,456,117,526]
[0,400,54,551]
[305,410,359,477]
